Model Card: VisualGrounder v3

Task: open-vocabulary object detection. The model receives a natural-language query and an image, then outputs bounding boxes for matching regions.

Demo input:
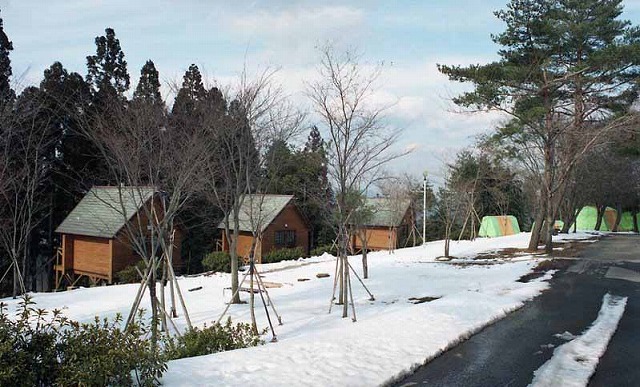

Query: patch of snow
[529,293,627,387]
[554,331,577,341]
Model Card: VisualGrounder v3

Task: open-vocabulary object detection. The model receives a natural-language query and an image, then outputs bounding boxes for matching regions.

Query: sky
[3,0,640,183]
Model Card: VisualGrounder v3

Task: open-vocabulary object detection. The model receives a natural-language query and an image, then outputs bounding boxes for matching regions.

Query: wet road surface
[394,234,640,387]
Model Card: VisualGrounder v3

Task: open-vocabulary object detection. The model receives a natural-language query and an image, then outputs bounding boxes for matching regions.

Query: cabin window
[275,230,296,247]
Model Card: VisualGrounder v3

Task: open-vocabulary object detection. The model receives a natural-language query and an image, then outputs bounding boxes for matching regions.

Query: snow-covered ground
[530,293,627,387]
[0,231,599,386]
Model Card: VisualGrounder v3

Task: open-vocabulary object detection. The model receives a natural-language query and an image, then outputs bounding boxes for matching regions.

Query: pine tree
[439,0,640,252]
[133,60,162,107]
[0,13,15,104]
[86,28,130,102]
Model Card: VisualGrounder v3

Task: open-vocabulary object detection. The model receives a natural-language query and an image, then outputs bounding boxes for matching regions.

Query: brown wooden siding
[353,227,398,251]
[71,235,112,279]
[58,194,184,283]
[61,234,74,270]
[353,207,413,251]
[111,236,138,276]
[221,203,310,263]
[262,203,309,257]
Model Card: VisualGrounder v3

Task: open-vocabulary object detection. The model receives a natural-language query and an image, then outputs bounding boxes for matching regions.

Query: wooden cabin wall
[220,204,310,263]
[353,227,397,251]
[71,235,112,279]
[61,234,74,271]
[262,204,310,256]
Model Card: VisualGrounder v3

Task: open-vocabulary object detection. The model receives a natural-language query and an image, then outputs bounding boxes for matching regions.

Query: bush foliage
[115,259,148,283]
[0,297,165,386]
[164,318,263,360]
[262,246,305,264]
[0,296,263,386]
[202,251,231,273]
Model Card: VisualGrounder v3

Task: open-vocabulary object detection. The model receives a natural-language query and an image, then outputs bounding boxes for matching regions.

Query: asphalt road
[394,234,640,387]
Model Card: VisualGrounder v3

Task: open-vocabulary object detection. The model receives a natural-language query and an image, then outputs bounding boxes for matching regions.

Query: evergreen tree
[171,64,207,117]
[133,60,163,107]
[0,13,14,104]
[30,62,93,290]
[263,127,335,246]
[86,28,130,103]
[304,125,323,153]
[439,0,640,252]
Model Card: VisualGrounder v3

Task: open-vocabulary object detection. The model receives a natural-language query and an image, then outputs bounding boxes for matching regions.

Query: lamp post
[423,172,428,245]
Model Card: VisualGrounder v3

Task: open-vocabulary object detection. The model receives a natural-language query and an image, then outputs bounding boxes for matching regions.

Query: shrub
[262,246,305,264]
[0,297,64,386]
[310,244,337,257]
[202,251,231,273]
[116,259,148,284]
[0,296,166,387]
[164,318,263,360]
[58,313,166,386]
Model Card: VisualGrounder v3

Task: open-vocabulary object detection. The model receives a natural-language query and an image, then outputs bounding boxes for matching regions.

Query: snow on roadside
[162,270,555,387]
[529,293,627,387]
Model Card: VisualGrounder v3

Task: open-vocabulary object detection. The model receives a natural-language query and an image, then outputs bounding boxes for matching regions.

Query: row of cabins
[54,187,414,286]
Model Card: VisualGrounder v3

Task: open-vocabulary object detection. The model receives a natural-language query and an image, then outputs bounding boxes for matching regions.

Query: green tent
[574,206,635,231]
[618,212,635,232]
[575,206,609,231]
[478,215,521,237]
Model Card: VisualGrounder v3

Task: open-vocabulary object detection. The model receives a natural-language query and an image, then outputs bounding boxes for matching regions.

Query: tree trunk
[249,263,257,333]
[633,210,639,233]
[229,227,241,304]
[341,230,349,318]
[361,233,368,279]
[528,201,546,252]
[612,203,623,232]
[543,139,556,254]
[544,203,555,254]
[248,237,258,334]
[595,204,605,231]
[148,257,158,347]
[336,253,343,305]
[561,206,577,234]
[12,261,17,299]
[444,224,451,258]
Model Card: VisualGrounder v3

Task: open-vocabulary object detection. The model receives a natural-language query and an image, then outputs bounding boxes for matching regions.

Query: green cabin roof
[360,197,411,227]
[55,186,156,238]
[217,194,295,233]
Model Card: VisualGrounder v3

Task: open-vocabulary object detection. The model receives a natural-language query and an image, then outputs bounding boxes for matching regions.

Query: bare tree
[306,45,408,319]
[201,66,305,305]
[0,90,52,298]
[346,192,373,279]
[76,95,212,344]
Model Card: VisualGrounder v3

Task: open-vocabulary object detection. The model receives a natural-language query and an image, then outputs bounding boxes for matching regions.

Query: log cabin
[218,194,310,263]
[351,197,413,252]
[55,186,182,287]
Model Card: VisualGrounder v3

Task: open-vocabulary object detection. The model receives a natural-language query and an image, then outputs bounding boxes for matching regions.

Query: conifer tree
[0,13,15,104]
[172,64,207,117]
[86,28,130,102]
[133,60,163,107]
[304,125,323,153]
